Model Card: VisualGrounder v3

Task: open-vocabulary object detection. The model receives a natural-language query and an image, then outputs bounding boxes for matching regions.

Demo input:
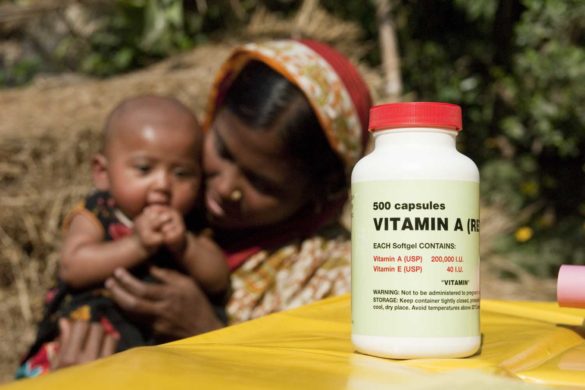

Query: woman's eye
[248,176,278,195]
[174,168,197,178]
[214,134,233,161]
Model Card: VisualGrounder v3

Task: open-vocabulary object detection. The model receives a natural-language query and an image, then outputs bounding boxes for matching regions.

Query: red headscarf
[204,39,372,270]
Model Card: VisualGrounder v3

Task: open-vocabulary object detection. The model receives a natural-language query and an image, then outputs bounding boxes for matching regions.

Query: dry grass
[0,129,95,382]
[0,8,556,385]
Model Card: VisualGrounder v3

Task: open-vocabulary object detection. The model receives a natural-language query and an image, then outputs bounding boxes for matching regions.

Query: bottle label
[351,180,480,337]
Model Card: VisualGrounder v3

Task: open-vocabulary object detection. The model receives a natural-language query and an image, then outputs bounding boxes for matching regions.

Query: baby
[18,95,229,378]
[60,95,228,292]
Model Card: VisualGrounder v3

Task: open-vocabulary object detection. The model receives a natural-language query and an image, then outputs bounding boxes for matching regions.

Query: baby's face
[104,122,202,220]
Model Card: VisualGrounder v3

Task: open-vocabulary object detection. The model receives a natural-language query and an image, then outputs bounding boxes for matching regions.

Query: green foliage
[36,0,230,76]
[76,0,192,76]
[499,0,585,270]
[392,0,585,272]
[0,58,40,86]
[0,1,321,82]
[329,0,584,273]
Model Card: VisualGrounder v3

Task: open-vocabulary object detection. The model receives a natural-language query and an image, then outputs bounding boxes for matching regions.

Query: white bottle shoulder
[352,145,479,183]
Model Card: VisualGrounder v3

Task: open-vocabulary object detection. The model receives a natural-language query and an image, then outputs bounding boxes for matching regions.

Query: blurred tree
[387,0,585,272]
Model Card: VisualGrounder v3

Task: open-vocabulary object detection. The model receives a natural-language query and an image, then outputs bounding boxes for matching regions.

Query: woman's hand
[105,266,224,340]
[52,318,118,370]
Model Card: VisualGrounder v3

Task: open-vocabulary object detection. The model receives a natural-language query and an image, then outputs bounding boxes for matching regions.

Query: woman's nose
[214,165,240,200]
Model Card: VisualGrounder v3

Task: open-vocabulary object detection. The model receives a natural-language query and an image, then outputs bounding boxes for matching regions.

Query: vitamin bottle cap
[368,102,463,132]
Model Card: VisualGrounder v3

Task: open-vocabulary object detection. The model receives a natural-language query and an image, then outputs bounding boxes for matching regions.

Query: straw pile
[0,5,555,384]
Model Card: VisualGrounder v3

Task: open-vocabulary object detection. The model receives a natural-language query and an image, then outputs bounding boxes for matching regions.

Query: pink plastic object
[557,265,585,308]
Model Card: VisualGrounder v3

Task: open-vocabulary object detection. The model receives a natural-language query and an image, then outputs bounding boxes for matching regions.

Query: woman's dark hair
[223,60,346,201]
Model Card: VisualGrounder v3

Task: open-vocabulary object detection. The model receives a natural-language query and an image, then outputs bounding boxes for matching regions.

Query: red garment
[223,197,346,271]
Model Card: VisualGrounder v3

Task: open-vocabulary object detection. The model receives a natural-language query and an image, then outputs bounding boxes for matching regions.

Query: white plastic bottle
[351,102,480,359]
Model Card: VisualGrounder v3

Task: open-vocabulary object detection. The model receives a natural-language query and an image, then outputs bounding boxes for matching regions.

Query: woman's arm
[106,266,224,339]
[51,266,224,370]
[159,208,230,294]
[177,233,230,294]
[52,318,118,370]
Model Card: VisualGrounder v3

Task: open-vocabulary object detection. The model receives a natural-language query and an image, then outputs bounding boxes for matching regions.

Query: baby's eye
[134,164,151,174]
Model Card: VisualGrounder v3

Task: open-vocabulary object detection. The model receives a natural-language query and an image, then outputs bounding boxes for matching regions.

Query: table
[5,295,585,389]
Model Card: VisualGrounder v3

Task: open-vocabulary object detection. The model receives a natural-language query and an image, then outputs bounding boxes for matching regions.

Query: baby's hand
[133,206,167,254]
[160,208,187,255]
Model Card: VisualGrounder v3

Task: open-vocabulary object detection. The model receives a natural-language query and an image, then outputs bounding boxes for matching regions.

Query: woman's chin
[206,212,243,230]
[207,212,279,233]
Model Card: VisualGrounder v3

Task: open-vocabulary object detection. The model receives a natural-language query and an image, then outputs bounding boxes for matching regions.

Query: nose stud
[229,189,243,202]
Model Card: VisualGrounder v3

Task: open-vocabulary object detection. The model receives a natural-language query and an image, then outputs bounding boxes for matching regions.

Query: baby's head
[93,95,203,220]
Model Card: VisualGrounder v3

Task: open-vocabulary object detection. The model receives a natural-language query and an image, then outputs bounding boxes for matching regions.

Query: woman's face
[203,108,313,230]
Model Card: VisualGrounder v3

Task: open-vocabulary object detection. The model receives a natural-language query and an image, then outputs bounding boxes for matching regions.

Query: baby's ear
[91,154,110,190]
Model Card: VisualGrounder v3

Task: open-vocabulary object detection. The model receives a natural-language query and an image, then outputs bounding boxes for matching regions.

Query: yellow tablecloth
[5,295,585,389]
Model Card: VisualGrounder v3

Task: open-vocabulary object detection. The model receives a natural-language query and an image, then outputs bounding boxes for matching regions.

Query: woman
[51,38,372,367]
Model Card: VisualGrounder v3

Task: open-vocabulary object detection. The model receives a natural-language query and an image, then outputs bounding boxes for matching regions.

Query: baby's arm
[159,209,229,294]
[60,208,165,289]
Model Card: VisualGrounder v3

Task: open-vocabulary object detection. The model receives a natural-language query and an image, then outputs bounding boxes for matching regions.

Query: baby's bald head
[93,95,203,218]
[102,95,201,155]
